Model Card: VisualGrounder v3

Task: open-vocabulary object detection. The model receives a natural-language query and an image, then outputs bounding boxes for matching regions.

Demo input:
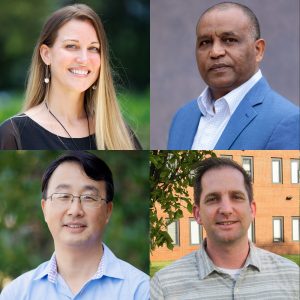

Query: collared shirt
[150,240,300,300]
[192,70,262,149]
[0,244,150,300]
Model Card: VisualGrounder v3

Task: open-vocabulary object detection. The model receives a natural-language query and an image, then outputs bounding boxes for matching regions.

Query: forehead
[47,162,103,191]
[200,167,246,194]
[56,19,99,43]
[197,7,251,36]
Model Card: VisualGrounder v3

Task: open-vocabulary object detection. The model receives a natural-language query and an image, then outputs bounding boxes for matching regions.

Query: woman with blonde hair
[0,4,141,150]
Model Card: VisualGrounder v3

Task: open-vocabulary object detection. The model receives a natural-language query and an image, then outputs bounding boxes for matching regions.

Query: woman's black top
[0,114,142,150]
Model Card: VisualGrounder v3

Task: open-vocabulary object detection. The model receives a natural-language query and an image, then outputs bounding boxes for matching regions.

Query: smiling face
[40,19,101,93]
[195,7,265,99]
[193,167,256,247]
[41,162,112,249]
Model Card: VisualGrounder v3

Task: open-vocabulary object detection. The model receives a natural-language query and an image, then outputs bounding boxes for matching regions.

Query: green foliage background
[0,0,149,148]
[0,0,149,91]
[150,150,216,252]
[0,150,149,289]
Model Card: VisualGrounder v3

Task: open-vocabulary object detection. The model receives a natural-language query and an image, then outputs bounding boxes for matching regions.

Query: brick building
[151,150,300,262]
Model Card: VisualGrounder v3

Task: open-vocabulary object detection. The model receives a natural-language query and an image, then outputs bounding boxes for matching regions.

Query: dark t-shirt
[0,114,142,150]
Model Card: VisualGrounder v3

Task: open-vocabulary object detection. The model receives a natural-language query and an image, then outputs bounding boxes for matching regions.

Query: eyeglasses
[46,193,107,208]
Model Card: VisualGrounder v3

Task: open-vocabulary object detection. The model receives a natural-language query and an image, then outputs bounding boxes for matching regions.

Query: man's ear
[250,200,256,220]
[254,38,265,63]
[193,204,202,225]
[105,202,113,225]
[40,44,52,65]
[41,199,48,223]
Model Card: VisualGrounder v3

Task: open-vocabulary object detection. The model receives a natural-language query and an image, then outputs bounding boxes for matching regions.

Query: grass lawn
[282,254,300,266]
[150,261,173,277]
[151,254,300,277]
[0,89,149,148]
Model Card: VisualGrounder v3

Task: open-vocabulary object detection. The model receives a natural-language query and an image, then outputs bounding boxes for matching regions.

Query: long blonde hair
[23,4,135,149]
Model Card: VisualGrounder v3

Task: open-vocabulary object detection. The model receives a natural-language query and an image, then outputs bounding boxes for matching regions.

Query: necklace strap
[45,102,91,150]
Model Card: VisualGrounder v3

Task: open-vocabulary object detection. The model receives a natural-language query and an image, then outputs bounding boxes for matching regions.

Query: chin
[70,85,93,93]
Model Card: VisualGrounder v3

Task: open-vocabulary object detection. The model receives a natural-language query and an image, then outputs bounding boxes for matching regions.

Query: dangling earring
[92,84,97,90]
[44,64,50,84]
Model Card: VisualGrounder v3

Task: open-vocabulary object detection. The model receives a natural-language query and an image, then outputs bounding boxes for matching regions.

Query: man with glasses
[0,151,149,300]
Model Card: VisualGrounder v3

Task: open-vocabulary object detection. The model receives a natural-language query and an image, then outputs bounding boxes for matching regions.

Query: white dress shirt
[191,70,262,150]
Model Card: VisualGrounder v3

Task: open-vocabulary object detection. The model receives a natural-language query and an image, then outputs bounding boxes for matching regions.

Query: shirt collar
[197,239,261,280]
[197,70,262,116]
[33,243,125,283]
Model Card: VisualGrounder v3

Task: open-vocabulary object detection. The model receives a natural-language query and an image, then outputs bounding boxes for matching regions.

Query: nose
[67,197,84,216]
[210,40,225,58]
[218,196,233,217]
[76,50,88,64]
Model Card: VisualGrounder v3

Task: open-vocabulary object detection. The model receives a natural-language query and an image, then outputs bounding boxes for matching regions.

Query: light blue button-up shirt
[0,244,149,300]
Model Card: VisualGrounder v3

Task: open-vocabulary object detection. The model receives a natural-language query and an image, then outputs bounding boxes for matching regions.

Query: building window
[272,158,282,183]
[167,220,179,245]
[248,221,255,242]
[292,217,300,241]
[220,155,233,160]
[291,159,300,184]
[242,156,254,181]
[273,217,284,242]
[189,218,202,245]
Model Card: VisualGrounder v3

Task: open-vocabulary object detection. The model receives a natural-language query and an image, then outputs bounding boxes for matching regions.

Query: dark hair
[42,151,114,202]
[198,2,261,40]
[193,157,253,205]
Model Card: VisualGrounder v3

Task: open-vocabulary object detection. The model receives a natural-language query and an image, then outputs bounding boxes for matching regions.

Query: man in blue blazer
[168,2,299,150]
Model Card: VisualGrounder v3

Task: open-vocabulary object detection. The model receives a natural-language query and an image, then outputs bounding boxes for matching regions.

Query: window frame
[219,154,233,160]
[271,158,283,184]
[290,159,300,184]
[242,156,254,182]
[189,218,202,245]
[167,219,180,246]
[291,217,300,241]
[248,220,256,243]
[272,216,284,242]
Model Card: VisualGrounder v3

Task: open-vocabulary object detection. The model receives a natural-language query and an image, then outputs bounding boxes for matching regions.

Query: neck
[47,86,86,122]
[205,237,250,269]
[54,243,103,293]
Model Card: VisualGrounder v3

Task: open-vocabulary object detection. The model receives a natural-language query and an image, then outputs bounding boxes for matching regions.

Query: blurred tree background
[150,150,215,252]
[0,0,149,147]
[0,150,149,291]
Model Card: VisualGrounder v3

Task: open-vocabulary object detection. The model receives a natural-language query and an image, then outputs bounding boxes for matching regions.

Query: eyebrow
[62,39,99,44]
[54,184,99,194]
[203,190,246,199]
[197,31,239,39]
[204,192,219,199]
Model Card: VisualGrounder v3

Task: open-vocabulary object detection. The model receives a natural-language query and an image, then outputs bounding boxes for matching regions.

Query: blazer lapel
[184,108,202,149]
[215,77,270,149]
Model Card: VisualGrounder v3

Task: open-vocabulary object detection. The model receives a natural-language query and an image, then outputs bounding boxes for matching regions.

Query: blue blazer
[167,77,300,150]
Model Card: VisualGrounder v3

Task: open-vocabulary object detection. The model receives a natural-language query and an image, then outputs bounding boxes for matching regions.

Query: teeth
[219,222,235,225]
[67,225,83,228]
[70,69,88,75]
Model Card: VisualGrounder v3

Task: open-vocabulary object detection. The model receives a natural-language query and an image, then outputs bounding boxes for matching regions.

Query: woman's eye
[89,47,100,52]
[66,44,77,49]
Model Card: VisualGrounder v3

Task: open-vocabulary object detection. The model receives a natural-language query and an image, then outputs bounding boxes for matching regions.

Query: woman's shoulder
[0,114,28,149]
[0,114,27,129]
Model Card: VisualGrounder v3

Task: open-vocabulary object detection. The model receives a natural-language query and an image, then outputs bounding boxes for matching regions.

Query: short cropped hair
[198,2,261,40]
[193,157,253,205]
[42,151,114,202]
